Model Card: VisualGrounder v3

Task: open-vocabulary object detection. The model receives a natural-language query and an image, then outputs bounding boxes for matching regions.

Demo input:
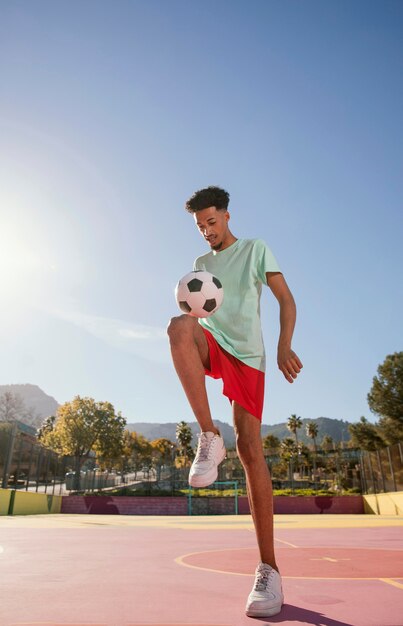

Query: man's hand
[277,345,303,383]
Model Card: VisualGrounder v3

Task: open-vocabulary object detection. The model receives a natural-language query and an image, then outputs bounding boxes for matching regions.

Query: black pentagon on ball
[187,278,203,292]
[179,301,192,313]
[203,298,217,313]
[212,276,222,289]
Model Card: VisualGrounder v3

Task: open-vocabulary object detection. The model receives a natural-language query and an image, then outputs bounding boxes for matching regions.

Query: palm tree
[280,437,298,482]
[322,434,334,453]
[306,422,319,484]
[287,414,302,445]
[306,422,318,452]
[175,421,193,467]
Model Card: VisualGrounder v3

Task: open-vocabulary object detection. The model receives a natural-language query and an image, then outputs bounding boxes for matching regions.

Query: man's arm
[266,272,303,383]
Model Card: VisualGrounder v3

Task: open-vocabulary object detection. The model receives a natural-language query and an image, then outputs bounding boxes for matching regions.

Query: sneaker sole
[245,603,283,617]
[188,448,226,488]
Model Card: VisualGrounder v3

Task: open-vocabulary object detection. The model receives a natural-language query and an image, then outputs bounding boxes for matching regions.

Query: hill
[0,384,353,447]
[126,416,352,448]
[0,384,59,429]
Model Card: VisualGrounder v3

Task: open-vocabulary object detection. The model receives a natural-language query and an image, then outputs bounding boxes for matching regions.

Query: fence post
[43,451,51,494]
[376,450,386,493]
[13,436,24,488]
[367,453,376,493]
[52,455,58,495]
[25,443,35,491]
[359,453,367,494]
[35,449,43,492]
[387,446,397,492]
[1,422,18,489]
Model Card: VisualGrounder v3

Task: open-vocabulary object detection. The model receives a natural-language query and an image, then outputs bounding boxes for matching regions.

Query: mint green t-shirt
[193,238,282,373]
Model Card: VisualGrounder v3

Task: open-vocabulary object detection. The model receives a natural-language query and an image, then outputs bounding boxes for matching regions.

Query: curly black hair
[185,186,230,213]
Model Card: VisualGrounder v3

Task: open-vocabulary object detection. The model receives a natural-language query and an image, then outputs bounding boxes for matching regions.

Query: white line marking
[275,537,299,548]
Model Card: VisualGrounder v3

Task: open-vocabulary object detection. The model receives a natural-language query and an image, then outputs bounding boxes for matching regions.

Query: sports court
[0,512,402,626]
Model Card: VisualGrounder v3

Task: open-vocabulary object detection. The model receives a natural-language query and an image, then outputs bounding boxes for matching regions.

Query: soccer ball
[175,270,224,318]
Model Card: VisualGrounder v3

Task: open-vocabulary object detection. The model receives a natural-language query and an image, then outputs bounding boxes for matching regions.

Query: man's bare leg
[167,315,219,435]
[233,402,278,570]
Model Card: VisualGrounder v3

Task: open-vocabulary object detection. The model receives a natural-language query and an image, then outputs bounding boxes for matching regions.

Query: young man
[167,186,303,617]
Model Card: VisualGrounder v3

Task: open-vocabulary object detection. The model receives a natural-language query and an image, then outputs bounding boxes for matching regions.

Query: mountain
[126,416,352,448]
[0,384,353,447]
[261,417,352,446]
[126,419,236,448]
[0,384,59,429]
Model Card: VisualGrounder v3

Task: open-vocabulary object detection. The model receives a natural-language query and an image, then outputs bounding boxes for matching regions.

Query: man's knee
[235,431,263,465]
[167,314,195,344]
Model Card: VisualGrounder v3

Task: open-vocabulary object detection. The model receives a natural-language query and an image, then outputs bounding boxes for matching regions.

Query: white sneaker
[188,431,226,488]
[245,562,284,617]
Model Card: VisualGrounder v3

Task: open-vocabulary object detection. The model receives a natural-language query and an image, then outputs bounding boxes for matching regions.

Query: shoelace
[195,434,216,462]
[254,566,274,591]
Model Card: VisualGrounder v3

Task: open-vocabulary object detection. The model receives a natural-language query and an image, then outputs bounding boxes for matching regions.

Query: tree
[36,415,57,441]
[367,352,403,444]
[0,391,26,422]
[348,416,385,451]
[297,443,312,478]
[151,437,175,461]
[176,421,193,467]
[262,434,280,452]
[150,437,176,480]
[377,416,403,445]
[287,415,303,474]
[321,435,334,453]
[280,437,298,481]
[38,396,126,489]
[287,414,303,445]
[306,422,318,453]
[121,431,152,478]
[306,422,319,477]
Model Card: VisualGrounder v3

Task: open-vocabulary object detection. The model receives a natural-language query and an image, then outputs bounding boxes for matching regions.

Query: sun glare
[0,214,55,302]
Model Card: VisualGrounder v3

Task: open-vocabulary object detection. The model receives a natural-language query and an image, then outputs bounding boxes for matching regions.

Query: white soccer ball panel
[201,280,222,301]
[186,291,208,312]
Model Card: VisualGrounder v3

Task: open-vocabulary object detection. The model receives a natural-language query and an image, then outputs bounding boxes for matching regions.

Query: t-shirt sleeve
[255,239,282,284]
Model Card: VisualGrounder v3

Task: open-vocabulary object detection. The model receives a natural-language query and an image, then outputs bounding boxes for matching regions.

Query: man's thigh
[171,314,210,370]
[192,320,210,370]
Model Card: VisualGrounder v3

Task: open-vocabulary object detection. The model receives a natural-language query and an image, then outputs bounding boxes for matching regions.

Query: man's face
[193,206,230,251]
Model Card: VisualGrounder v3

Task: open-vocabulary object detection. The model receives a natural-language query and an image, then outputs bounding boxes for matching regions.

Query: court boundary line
[379,578,403,590]
[175,547,403,583]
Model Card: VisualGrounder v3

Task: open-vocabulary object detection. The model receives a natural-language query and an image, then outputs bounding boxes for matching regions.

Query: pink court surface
[0,513,402,626]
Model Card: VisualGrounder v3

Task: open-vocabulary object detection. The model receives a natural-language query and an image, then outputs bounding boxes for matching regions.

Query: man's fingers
[279,359,303,382]
[294,356,303,369]
[277,351,303,383]
[279,364,294,382]
[290,358,302,373]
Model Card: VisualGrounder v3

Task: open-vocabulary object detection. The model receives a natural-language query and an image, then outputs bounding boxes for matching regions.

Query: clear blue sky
[0,0,402,427]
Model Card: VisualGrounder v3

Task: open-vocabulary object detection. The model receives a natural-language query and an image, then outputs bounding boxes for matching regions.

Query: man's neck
[213,232,237,252]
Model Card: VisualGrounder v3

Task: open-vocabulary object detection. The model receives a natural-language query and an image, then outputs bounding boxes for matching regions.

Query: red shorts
[202,327,265,421]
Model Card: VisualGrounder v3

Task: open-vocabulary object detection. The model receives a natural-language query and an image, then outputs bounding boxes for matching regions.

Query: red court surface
[0,513,402,626]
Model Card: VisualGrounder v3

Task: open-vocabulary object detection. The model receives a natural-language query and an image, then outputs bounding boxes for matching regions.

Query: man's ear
[225,210,230,223]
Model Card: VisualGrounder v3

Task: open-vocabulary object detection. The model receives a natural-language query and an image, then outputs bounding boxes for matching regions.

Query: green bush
[82,486,361,497]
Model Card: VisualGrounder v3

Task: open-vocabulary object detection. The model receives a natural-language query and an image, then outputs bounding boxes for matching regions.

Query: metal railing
[4,420,400,497]
[0,421,139,495]
[360,442,403,494]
